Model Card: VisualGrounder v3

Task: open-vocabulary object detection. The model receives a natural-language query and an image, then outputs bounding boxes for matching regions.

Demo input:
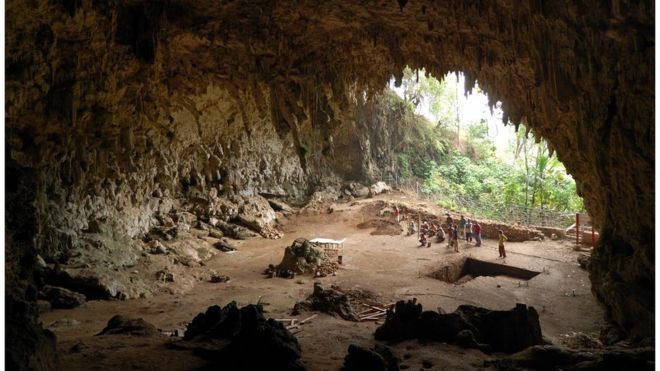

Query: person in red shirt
[474,221,482,247]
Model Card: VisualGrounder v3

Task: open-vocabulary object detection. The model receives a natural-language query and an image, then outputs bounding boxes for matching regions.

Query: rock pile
[293,282,358,321]
[213,240,236,252]
[181,302,305,370]
[276,238,339,276]
[375,300,543,354]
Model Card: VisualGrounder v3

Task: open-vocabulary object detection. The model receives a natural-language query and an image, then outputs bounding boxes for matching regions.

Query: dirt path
[41,194,605,370]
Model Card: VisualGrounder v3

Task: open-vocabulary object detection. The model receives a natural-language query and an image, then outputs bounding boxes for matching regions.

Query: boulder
[235,196,277,236]
[215,221,256,240]
[147,240,167,254]
[268,199,294,213]
[173,210,198,226]
[47,268,126,300]
[213,240,236,252]
[182,302,305,370]
[97,315,158,336]
[369,181,391,196]
[210,274,231,283]
[155,270,175,282]
[40,286,86,309]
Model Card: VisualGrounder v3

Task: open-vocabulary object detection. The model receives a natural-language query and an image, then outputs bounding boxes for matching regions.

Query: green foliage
[389,68,583,220]
[382,90,449,179]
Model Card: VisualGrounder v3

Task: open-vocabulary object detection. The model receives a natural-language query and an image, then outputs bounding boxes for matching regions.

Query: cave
[5,1,654,370]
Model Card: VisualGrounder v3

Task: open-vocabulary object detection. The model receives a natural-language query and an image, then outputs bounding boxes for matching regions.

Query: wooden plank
[300,314,318,324]
[359,311,387,320]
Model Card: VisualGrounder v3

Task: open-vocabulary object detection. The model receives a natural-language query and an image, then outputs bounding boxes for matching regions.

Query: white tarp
[309,238,345,245]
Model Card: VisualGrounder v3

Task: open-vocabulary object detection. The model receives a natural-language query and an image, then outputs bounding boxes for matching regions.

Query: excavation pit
[430,258,540,284]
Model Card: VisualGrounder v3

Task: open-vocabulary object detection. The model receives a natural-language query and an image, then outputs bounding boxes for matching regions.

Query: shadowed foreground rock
[485,344,654,370]
[375,300,543,354]
[342,344,400,371]
[181,302,305,370]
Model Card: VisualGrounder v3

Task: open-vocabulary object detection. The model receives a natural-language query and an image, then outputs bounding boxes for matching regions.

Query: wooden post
[575,213,580,246]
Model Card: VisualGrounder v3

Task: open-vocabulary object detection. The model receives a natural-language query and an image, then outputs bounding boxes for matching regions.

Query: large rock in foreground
[375,300,543,354]
[182,302,305,370]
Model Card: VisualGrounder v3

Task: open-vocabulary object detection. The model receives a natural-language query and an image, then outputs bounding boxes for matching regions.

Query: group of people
[401,208,508,257]
[445,215,482,251]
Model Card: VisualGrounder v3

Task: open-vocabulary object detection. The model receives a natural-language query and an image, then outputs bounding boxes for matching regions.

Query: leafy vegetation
[390,68,583,224]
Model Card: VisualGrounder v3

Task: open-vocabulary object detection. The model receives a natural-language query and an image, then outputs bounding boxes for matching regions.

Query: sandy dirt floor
[41,192,605,370]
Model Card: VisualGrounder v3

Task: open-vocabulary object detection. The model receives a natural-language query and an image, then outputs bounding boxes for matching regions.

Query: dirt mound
[356,219,403,236]
[374,300,543,354]
[98,315,158,337]
[277,238,339,276]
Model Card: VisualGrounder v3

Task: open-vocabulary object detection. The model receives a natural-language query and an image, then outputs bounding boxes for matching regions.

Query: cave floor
[41,194,605,370]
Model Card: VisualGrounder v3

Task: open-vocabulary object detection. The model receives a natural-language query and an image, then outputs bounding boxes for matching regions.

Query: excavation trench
[430,258,540,284]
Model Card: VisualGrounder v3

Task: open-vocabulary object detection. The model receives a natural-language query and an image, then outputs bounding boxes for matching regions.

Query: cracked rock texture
[5,0,654,368]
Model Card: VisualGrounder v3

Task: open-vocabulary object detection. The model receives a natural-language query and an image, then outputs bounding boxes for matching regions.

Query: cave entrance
[387,68,583,228]
[430,257,540,284]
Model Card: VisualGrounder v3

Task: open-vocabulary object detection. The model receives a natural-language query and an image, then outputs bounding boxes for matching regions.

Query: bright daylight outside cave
[4,1,655,370]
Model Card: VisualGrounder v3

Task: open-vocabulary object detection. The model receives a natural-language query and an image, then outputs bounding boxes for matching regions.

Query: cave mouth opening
[430,257,540,284]
[386,67,584,227]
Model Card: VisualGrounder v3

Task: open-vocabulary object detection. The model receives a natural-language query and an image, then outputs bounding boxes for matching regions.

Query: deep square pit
[430,257,540,284]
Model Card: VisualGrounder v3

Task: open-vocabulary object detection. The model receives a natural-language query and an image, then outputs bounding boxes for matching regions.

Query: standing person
[466,219,473,243]
[453,226,460,252]
[408,220,417,236]
[458,215,467,240]
[498,230,508,258]
[474,221,482,247]
[446,225,454,248]
[394,205,400,223]
[445,213,453,228]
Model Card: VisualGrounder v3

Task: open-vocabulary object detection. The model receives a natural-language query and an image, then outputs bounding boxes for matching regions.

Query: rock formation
[5,0,654,367]
[375,300,544,354]
[181,302,305,370]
